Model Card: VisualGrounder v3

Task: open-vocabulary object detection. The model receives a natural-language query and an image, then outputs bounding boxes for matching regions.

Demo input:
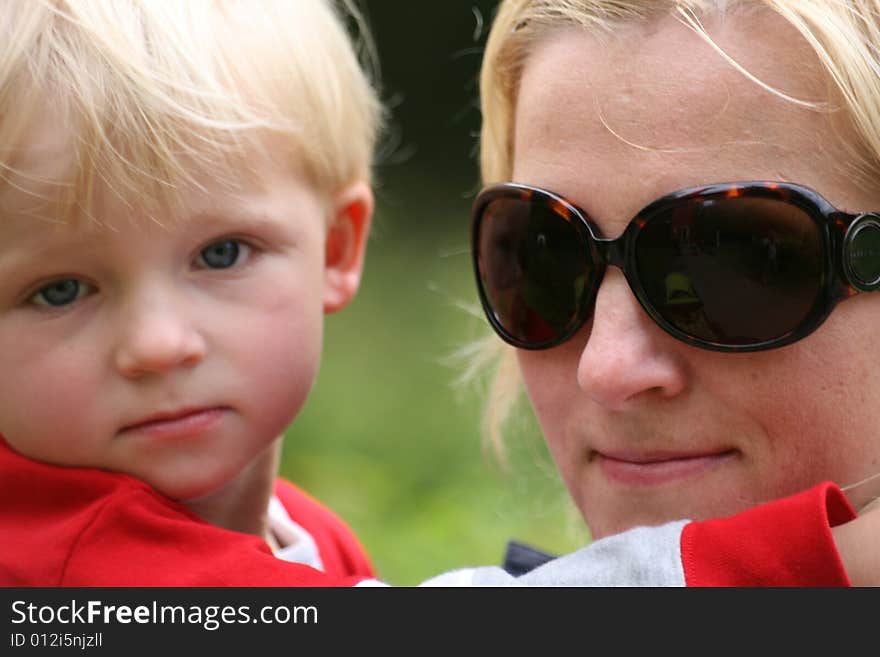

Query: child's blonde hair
[0,0,383,224]
[476,0,880,454]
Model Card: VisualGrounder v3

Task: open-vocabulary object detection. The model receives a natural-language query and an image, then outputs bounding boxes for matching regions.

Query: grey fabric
[419,519,690,587]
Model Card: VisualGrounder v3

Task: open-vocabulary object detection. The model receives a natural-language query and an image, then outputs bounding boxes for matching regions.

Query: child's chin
[149,470,234,503]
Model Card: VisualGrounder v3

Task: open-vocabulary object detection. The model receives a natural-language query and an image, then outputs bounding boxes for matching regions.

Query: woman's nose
[576,269,687,409]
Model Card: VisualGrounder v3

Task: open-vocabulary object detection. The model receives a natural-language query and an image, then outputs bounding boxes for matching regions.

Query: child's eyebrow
[0,229,102,280]
[186,208,285,231]
[0,218,74,265]
[184,206,308,241]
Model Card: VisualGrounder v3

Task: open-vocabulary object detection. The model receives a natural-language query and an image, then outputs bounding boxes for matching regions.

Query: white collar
[266,495,325,571]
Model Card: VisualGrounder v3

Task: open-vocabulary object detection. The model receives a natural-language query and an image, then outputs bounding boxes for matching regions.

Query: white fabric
[354,578,390,587]
[267,495,325,571]
[419,519,690,586]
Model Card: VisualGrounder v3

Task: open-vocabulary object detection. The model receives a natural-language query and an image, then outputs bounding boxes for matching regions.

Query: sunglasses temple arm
[830,212,862,302]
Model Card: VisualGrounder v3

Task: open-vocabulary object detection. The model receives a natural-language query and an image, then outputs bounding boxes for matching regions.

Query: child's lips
[594,449,739,486]
[119,406,229,439]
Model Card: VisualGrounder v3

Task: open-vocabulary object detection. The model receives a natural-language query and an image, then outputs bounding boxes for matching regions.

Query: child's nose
[113,289,206,379]
[576,269,687,409]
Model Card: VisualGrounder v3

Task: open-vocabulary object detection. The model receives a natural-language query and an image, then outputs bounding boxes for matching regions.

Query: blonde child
[0,0,380,585]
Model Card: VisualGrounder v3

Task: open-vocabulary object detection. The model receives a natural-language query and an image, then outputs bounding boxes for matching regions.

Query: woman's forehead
[516,11,830,142]
[509,11,861,221]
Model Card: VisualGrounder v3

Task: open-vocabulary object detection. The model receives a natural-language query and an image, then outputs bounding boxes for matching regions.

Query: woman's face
[511,10,880,539]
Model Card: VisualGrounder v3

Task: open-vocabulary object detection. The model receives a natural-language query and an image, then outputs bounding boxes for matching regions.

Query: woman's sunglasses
[471,181,880,352]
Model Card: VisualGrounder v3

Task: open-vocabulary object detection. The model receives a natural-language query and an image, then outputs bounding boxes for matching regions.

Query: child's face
[0,123,366,501]
[510,11,880,537]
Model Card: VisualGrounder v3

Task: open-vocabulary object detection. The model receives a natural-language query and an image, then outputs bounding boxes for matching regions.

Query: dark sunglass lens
[636,197,823,345]
[476,196,593,346]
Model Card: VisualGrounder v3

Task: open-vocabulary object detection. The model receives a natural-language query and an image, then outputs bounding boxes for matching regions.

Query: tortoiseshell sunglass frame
[471,181,880,353]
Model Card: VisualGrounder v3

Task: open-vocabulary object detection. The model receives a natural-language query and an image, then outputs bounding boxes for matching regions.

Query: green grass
[279,186,591,585]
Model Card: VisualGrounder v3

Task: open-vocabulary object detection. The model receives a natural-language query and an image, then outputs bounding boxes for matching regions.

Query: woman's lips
[596,449,738,486]
[119,407,228,440]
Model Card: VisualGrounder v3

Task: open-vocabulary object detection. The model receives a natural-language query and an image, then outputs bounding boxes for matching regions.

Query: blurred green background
[280,1,591,585]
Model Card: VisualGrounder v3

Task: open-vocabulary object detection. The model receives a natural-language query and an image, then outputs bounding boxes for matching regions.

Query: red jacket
[0,439,374,586]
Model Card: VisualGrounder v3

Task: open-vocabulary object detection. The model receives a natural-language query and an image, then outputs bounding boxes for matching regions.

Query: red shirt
[0,439,374,586]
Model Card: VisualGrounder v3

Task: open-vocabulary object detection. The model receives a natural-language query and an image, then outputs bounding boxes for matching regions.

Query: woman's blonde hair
[477,0,880,454]
[0,0,383,224]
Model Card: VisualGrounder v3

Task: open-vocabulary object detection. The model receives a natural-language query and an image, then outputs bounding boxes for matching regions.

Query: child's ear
[323,180,373,314]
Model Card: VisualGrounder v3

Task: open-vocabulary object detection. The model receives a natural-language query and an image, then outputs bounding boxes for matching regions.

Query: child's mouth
[119,407,228,439]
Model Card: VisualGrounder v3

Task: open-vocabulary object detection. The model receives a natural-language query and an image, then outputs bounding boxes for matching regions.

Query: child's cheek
[0,330,105,465]
[230,291,325,441]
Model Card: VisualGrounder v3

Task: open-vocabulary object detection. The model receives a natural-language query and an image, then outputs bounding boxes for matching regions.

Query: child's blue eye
[198,239,249,269]
[30,279,90,307]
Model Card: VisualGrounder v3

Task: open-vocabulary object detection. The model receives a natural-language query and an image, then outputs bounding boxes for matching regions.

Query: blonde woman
[470,0,880,584]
